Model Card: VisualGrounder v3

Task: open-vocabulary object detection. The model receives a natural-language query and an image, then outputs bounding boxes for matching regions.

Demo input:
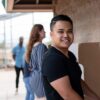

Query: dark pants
[15,66,24,88]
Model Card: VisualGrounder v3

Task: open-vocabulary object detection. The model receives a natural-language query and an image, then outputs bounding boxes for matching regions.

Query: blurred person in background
[12,36,25,94]
[28,24,48,100]
[23,54,34,100]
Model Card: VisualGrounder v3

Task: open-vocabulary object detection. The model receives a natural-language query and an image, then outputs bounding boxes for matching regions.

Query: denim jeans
[24,77,34,100]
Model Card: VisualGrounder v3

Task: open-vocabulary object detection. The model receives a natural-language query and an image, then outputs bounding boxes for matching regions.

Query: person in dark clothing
[42,15,100,100]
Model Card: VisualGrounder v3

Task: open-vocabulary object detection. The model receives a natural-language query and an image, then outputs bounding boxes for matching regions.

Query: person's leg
[21,67,24,74]
[34,96,46,100]
[24,77,34,100]
[29,77,34,100]
[30,94,34,100]
[24,77,30,100]
[15,66,20,92]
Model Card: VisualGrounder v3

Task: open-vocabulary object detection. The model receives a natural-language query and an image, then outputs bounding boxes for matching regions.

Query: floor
[0,68,26,100]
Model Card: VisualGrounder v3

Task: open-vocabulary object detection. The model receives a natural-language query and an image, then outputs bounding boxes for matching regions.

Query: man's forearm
[62,88,83,100]
[12,55,16,60]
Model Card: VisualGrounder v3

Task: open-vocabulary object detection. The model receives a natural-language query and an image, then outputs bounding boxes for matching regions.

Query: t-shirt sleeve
[42,55,69,82]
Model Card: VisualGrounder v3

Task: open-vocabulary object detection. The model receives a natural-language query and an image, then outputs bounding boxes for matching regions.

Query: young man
[42,15,100,100]
[12,36,25,93]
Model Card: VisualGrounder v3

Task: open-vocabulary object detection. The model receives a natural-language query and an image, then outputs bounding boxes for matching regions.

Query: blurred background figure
[23,56,34,100]
[23,34,35,100]
[28,24,48,100]
[12,36,25,94]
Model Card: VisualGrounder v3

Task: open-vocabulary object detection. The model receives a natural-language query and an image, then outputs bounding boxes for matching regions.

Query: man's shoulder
[12,45,17,51]
[13,44,19,48]
[43,50,64,67]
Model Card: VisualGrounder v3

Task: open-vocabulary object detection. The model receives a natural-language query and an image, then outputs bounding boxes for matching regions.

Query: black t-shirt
[42,47,84,100]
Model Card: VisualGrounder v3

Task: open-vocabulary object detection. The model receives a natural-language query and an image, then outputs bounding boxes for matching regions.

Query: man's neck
[52,45,69,57]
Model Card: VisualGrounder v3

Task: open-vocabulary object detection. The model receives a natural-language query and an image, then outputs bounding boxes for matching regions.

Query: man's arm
[12,47,16,61]
[12,54,16,61]
[50,76,83,100]
[81,79,100,100]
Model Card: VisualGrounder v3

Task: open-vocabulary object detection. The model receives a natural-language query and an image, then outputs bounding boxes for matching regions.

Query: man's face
[19,37,23,46]
[51,21,74,49]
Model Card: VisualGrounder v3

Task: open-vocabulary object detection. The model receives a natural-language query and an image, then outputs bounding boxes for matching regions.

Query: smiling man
[42,15,100,100]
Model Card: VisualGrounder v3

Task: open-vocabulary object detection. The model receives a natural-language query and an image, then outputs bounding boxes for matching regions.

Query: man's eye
[58,31,64,34]
[68,30,73,34]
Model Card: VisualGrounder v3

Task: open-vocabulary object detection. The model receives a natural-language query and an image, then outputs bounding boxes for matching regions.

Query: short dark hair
[50,14,73,31]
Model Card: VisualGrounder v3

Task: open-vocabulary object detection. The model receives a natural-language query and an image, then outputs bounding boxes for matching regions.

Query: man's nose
[64,32,68,37]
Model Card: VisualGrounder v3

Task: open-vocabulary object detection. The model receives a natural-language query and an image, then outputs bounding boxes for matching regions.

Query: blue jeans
[24,77,34,100]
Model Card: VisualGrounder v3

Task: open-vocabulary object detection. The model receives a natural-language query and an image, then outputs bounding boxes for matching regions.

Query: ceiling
[0,0,28,21]
[7,0,57,12]
[0,13,28,21]
[14,0,52,4]
[0,0,56,21]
